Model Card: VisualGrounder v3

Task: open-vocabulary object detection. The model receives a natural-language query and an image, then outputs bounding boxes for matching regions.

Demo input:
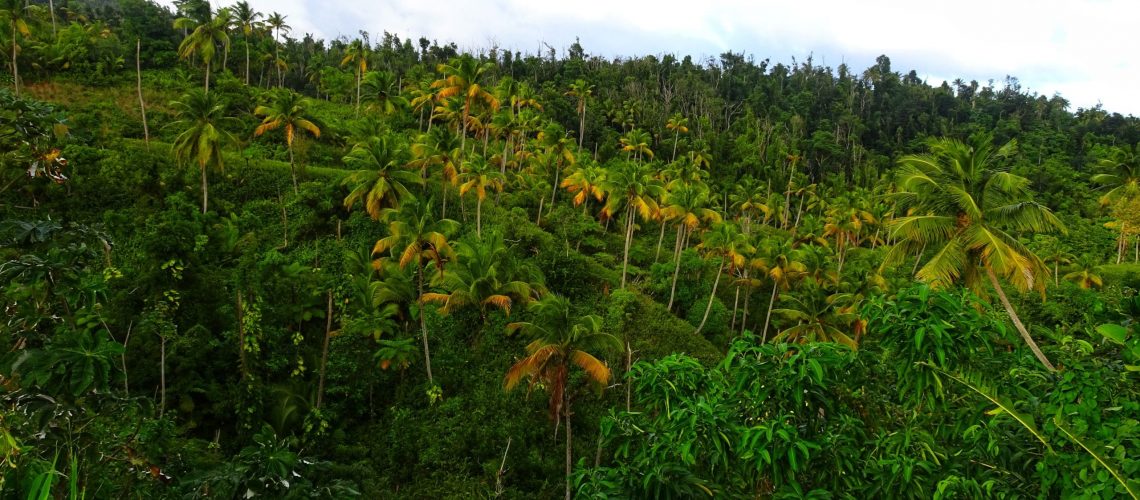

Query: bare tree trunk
[667,225,684,310]
[535,195,544,226]
[625,341,632,412]
[237,291,247,379]
[476,197,483,238]
[159,333,166,417]
[564,390,573,500]
[316,291,334,409]
[419,262,435,384]
[200,163,208,213]
[12,23,19,97]
[654,219,666,263]
[986,266,1056,372]
[620,205,635,289]
[740,280,752,334]
[354,66,361,117]
[694,258,724,334]
[761,284,779,343]
[205,59,211,94]
[730,282,740,331]
[49,0,56,37]
[495,437,512,497]
[137,39,150,148]
[288,145,299,194]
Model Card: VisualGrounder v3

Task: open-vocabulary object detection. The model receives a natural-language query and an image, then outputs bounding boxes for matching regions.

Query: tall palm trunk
[274,31,282,87]
[476,196,483,238]
[418,261,435,384]
[354,66,362,117]
[620,204,635,289]
[204,59,211,94]
[48,0,56,37]
[200,161,208,213]
[671,130,679,162]
[694,257,724,334]
[654,219,667,262]
[730,281,741,331]
[667,225,684,310]
[740,278,752,334]
[986,266,1056,372]
[316,291,333,409]
[761,283,779,343]
[563,389,573,500]
[288,144,299,194]
[244,39,251,85]
[137,39,150,148]
[11,22,18,97]
[578,104,585,149]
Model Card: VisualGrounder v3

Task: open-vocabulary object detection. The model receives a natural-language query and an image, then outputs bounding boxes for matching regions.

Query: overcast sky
[164,0,1140,116]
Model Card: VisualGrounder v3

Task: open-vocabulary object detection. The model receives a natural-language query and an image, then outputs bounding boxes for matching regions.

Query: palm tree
[504,295,620,500]
[665,113,689,162]
[169,89,234,213]
[661,183,722,310]
[1063,255,1104,289]
[361,70,407,116]
[560,163,607,215]
[759,237,808,342]
[265,12,289,86]
[601,161,666,289]
[1091,147,1140,206]
[174,9,231,94]
[232,1,262,85]
[620,129,654,163]
[456,155,505,238]
[565,79,593,149]
[342,135,422,219]
[729,177,772,234]
[1,0,30,96]
[537,122,576,208]
[432,55,498,154]
[886,135,1065,371]
[373,197,459,385]
[253,89,321,194]
[772,282,860,348]
[341,38,369,117]
[694,221,751,334]
[422,232,541,323]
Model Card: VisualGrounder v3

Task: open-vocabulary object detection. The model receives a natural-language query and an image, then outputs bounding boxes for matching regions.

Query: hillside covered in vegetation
[2,0,1140,498]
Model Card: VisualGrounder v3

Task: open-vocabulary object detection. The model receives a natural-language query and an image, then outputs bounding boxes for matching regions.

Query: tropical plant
[342,135,421,219]
[422,232,541,323]
[601,161,665,288]
[666,113,689,162]
[885,135,1065,371]
[456,155,505,238]
[505,295,621,500]
[694,221,751,334]
[173,8,231,93]
[169,89,234,213]
[253,89,321,194]
[432,54,498,153]
[341,38,369,116]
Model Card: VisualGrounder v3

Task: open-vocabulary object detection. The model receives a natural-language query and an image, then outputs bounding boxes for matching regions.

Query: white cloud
[162,0,1140,115]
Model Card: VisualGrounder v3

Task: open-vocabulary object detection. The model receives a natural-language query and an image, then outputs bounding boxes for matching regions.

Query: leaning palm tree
[373,197,458,385]
[601,161,666,289]
[504,295,620,500]
[169,89,234,213]
[759,237,808,342]
[885,135,1065,371]
[342,135,422,219]
[173,9,231,93]
[694,221,751,334]
[456,155,505,238]
[432,54,499,154]
[253,89,321,194]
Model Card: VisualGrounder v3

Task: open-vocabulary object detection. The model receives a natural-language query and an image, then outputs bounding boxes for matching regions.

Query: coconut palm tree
[169,89,234,213]
[661,183,722,310]
[456,155,505,238]
[422,232,541,323]
[1063,255,1104,289]
[1091,146,1140,206]
[886,135,1065,371]
[759,237,808,342]
[232,1,261,85]
[342,135,422,219]
[665,113,689,162]
[504,294,620,500]
[373,197,459,385]
[620,129,654,163]
[772,281,860,348]
[253,89,321,194]
[264,12,288,86]
[694,221,751,334]
[602,161,666,289]
[565,79,593,149]
[560,162,607,215]
[341,38,369,117]
[174,8,231,93]
[360,70,407,116]
[1,0,30,96]
[432,54,498,154]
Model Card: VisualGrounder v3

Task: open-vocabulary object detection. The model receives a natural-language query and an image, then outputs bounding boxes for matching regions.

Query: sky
[162,0,1140,116]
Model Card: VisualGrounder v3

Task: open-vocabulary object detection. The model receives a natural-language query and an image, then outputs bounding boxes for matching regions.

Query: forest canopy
[1,0,1139,498]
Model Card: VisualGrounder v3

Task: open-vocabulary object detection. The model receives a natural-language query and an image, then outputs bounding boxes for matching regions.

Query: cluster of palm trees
[173,1,290,92]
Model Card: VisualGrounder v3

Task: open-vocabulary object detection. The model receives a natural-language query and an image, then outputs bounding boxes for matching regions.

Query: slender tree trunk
[1118,223,1126,264]
[476,197,483,238]
[316,291,333,409]
[354,66,361,117]
[137,39,150,148]
[244,38,251,85]
[275,32,282,87]
[550,162,562,209]
[564,390,573,500]
[418,262,435,384]
[671,130,679,162]
[159,333,166,417]
[620,205,634,289]
[986,266,1056,372]
[761,284,779,343]
[578,104,585,149]
[740,280,752,334]
[49,0,56,37]
[694,258,724,334]
[205,59,210,94]
[12,23,19,97]
[200,162,208,213]
[1054,261,1059,287]
[654,219,666,263]
[536,195,544,226]
[667,225,684,310]
[288,145,299,194]
[237,291,247,379]
[730,283,741,331]
[625,342,632,412]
